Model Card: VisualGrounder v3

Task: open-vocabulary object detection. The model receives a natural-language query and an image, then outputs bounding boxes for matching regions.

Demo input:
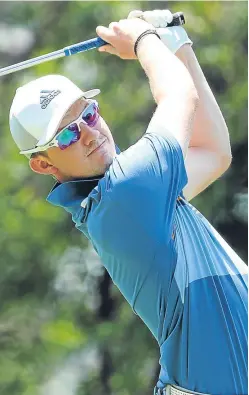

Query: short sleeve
[105,132,188,243]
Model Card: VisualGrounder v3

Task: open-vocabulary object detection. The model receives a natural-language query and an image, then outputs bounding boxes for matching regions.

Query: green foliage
[0,2,247,394]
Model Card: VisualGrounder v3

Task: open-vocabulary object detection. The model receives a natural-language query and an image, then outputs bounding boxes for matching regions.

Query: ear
[29,155,58,176]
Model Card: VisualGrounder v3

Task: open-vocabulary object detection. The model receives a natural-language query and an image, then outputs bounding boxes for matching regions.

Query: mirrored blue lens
[56,128,80,150]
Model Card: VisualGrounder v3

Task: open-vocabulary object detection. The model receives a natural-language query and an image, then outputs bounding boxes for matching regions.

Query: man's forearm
[136,35,197,106]
[136,35,199,156]
[176,45,232,160]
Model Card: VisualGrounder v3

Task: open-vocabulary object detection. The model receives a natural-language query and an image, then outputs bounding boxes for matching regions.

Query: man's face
[45,97,116,181]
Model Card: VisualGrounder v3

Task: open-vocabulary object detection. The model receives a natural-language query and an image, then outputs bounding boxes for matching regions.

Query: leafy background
[0,2,247,395]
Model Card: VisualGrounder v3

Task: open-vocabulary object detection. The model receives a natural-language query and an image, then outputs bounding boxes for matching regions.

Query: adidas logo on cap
[40,89,61,109]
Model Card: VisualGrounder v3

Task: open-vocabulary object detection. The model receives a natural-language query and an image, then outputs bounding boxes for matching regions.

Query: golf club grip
[64,11,185,55]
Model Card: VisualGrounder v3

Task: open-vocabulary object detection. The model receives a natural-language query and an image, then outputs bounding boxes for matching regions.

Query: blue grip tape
[64,37,107,56]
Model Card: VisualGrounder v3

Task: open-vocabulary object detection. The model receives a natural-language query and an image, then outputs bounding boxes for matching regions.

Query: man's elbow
[219,152,232,175]
[218,125,232,174]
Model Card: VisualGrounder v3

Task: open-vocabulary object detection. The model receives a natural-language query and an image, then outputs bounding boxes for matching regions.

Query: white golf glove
[128,9,192,54]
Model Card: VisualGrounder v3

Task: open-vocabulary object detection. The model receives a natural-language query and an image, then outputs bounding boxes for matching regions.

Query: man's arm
[176,45,232,201]
[127,9,232,201]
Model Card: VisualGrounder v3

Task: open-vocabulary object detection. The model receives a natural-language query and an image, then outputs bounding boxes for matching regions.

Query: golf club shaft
[0,12,185,77]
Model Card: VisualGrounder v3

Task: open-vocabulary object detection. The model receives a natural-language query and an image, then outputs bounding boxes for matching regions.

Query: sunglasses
[20,100,99,155]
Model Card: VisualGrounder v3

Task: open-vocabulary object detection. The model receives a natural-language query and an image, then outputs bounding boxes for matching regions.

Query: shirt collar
[46,176,101,209]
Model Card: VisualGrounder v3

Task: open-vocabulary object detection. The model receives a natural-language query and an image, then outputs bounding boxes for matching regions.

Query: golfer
[9,10,247,395]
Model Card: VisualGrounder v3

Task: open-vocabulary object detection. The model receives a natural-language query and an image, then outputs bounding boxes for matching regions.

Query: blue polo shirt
[47,132,248,395]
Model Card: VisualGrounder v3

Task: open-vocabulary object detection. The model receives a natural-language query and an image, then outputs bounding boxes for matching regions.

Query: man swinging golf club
[9,9,247,395]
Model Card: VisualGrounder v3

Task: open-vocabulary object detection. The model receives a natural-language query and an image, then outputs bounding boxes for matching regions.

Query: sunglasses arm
[19,140,57,155]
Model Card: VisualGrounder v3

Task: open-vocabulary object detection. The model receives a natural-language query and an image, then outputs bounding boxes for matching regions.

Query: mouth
[87,139,107,157]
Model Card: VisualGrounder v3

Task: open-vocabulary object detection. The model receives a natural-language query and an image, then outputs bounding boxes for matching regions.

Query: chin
[94,158,113,176]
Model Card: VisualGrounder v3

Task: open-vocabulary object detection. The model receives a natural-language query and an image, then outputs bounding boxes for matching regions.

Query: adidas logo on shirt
[40,89,61,109]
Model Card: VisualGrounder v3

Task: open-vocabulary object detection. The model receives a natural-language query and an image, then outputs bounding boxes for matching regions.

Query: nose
[79,122,100,146]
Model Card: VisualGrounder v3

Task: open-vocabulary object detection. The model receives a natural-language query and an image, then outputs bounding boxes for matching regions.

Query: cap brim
[83,89,100,99]
[37,88,100,147]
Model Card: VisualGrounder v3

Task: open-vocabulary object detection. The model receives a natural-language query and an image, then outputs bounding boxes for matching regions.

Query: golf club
[0,12,185,77]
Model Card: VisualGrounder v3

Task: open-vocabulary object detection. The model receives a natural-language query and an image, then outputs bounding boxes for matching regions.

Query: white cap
[9,74,100,156]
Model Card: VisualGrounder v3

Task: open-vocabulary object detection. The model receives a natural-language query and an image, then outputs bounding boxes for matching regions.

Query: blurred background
[0,1,247,395]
